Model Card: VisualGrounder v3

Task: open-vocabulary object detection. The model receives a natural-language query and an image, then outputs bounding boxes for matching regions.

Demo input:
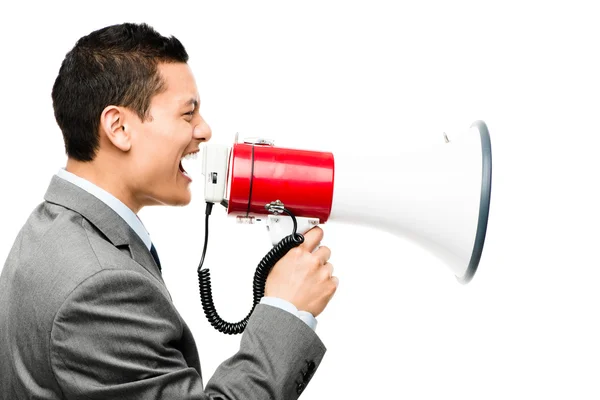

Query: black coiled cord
[198,203,304,335]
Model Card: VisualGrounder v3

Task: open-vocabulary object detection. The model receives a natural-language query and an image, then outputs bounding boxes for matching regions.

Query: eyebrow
[184,98,199,109]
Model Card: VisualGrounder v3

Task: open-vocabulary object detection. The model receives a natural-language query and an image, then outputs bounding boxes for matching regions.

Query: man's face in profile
[121,62,212,208]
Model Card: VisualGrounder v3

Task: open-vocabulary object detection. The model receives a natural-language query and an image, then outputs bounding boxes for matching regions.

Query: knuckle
[330,277,339,291]
[329,281,338,295]
[320,268,330,280]
[289,247,303,258]
[311,256,323,269]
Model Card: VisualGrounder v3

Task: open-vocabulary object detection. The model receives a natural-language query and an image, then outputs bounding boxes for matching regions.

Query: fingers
[312,246,331,265]
[332,275,339,284]
[330,276,339,290]
[324,263,339,299]
[300,226,323,252]
[322,262,334,278]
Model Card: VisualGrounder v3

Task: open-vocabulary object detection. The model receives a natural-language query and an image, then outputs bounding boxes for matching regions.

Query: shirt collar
[55,168,152,250]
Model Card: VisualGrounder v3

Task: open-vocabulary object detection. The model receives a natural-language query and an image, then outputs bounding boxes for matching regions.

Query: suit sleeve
[50,269,326,400]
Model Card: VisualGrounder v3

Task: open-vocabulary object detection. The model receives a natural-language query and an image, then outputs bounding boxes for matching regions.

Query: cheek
[131,143,176,181]
[133,119,191,177]
[156,117,193,146]
[177,120,195,141]
[143,121,185,157]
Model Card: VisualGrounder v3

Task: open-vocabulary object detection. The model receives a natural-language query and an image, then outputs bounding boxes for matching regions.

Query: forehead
[154,62,199,106]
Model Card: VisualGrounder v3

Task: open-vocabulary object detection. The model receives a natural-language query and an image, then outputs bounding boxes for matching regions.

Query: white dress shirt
[55,168,317,331]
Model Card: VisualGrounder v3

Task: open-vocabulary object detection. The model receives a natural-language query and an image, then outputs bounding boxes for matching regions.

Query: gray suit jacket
[0,175,326,399]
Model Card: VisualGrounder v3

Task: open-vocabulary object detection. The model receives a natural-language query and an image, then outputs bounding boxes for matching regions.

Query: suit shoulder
[30,201,104,273]
[1,202,120,317]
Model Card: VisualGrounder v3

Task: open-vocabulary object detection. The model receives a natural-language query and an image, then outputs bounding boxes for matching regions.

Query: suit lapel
[44,175,163,281]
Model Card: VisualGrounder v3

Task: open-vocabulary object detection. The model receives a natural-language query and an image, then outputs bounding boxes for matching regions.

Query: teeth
[181,151,198,177]
[183,151,199,160]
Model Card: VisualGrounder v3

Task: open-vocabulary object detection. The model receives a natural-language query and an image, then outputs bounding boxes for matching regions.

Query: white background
[1,1,599,398]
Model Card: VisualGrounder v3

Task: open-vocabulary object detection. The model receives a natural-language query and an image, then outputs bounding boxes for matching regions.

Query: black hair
[51,22,189,161]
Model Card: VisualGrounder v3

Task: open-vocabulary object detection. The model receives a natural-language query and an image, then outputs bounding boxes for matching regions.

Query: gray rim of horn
[457,120,492,284]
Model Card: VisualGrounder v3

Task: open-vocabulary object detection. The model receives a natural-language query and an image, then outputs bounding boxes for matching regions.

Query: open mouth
[180,150,199,179]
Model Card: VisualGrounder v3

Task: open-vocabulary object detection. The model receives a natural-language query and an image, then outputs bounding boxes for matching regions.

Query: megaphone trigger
[266,215,320,246]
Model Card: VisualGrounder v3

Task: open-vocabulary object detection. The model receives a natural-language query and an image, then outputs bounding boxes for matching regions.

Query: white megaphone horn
[200,120,492,284]
[329,120,492,283]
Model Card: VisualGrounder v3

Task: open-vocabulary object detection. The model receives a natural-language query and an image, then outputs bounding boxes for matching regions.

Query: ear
[100,106,131,152]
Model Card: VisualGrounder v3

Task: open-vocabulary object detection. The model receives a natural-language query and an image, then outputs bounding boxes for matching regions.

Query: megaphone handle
[198,205,306,335]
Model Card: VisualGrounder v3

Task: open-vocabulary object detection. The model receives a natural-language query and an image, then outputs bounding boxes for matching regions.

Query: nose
[193,117,212,142]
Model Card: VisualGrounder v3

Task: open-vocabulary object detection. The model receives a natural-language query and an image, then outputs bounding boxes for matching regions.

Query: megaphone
[198,120,492,333]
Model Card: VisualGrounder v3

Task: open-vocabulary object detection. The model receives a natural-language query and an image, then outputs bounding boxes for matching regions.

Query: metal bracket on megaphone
[265,200,320,245]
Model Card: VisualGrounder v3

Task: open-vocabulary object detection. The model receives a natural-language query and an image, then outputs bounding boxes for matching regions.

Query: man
[0,22,338,399]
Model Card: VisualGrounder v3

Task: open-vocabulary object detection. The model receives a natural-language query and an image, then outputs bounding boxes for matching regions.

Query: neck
[65,157,142,214]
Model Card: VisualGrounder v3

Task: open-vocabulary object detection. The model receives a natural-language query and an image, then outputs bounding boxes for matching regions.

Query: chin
[155,190,192,207]
[171,193,192,206]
